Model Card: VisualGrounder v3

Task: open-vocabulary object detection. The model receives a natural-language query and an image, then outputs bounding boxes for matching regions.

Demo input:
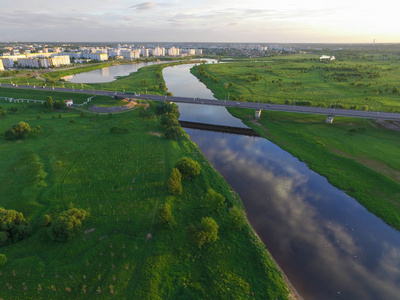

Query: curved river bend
[163,63,400,300]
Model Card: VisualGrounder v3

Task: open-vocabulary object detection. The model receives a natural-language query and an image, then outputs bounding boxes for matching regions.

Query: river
[163,63,400,300]
[63,61,170,83]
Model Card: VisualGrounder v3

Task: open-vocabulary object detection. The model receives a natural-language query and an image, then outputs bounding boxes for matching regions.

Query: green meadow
[228,107,400,231]
[0,97,289,299]
[191,53,400,112]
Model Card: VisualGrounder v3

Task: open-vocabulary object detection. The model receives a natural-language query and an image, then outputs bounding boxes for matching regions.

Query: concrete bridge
[1,83,400,122]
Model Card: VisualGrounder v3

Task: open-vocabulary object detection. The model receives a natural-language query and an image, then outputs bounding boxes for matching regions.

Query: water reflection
[64,61,170,83]
[185,129,400,300]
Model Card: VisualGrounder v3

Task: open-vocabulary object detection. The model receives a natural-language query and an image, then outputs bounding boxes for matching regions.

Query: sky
[1,0,399,43]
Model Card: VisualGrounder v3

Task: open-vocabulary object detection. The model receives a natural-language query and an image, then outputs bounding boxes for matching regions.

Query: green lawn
[228,107,400,231]
[0,98,289,299]
[191,54,400,112]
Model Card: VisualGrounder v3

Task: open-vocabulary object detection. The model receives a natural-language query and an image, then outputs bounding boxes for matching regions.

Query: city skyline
[1,0,399,43]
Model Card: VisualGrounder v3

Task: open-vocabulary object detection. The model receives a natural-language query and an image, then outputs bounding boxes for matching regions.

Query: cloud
[130,2,156,11]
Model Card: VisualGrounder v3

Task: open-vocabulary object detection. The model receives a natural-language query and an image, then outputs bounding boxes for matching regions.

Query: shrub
[69,119,76,124]
[43,214,52,227]
[110,126,129,134]
[44,96,54,110]
[168,168,182,195]
[48,208,89,242]
[157,204,175,227]
[176,157,201,179]
[0,254,7,267]
[5,121,31,140]
[204,189,226,212]
[160,113,179,128]
[155,101,179,117]
[0,208,31,246]
[191,217,219,248]
[80,112,86,118]
[228,206,246,230]
[139,108,155,119]
[165,126,184,140]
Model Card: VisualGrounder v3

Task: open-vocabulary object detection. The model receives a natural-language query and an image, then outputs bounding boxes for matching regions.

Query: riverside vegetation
[0,96,289,299]
[191,52,400,112]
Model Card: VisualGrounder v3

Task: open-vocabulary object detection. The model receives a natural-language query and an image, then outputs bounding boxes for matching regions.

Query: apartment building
[152,46,165,57]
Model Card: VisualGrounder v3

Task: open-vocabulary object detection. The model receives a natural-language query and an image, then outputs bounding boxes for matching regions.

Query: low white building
[0,60,4,71]
[65,99,73,107]
[320,55,335,61]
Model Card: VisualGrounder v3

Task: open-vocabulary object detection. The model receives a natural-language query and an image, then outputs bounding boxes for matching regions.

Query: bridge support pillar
[326,115,334,124]
[255,109,262,119]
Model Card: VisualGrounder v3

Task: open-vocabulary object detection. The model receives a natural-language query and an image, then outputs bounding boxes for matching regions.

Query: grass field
[191,54,400,112]
[228,107,400,231]
[0,97,289,299]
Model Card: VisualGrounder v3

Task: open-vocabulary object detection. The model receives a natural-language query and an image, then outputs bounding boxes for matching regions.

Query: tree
[204,189,226,212]
[45,96,54,110]
[176,157,201,179]
[0,254,7,267]
[0,208,31,246]
[165,126,184,141]
[160,113,179,128]
[168,168,182,195]
[192,217,219,248]
[48,208,89,242]
[4,121,31,140]
[157,204,175,227]
[155,101,179,117]
[228,206,246,230]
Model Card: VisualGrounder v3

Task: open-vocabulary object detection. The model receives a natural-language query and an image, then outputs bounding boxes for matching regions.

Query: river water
[163,63,400,300]
[63,61,169,83]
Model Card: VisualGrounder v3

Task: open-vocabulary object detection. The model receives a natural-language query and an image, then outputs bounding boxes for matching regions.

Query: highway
[1,83,400,121]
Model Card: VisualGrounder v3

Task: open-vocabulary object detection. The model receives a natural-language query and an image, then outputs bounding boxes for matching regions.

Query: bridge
[1,83,400,122]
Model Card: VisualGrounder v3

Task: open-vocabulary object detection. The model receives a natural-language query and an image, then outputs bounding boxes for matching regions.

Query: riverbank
[0,98,290,299]
[228,108,400,231]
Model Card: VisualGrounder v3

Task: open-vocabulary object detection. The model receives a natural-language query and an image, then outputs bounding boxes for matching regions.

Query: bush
[48,208,89,242]
[165,126,184,140]
[191,217,219,248]
[228,206,246,230]
[0,254,7,267]
[43,214,52,227]
[168,168,182,195]
[80,112,86,118]
[157,204,175,227]
[44,96,54,110]
[110,126,129,134]
[5,121,31,140]
[176,157,201,179]
[0,208,31,246]
[69,119,76,124]
[155,101,179,117]
[139,108,155,119]
[204,189,226,212]
[160,113,179,128]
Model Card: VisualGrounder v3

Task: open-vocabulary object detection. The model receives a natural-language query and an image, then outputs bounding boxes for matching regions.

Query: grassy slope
[0,99,288,299]
[191,54,400,111]
[228,108,400,231]
[0,86,112,105]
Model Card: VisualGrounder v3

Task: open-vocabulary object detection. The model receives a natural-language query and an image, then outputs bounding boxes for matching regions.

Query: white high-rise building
[152,46,165,57]
[141,48,149,57]
[168,47,180,56]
